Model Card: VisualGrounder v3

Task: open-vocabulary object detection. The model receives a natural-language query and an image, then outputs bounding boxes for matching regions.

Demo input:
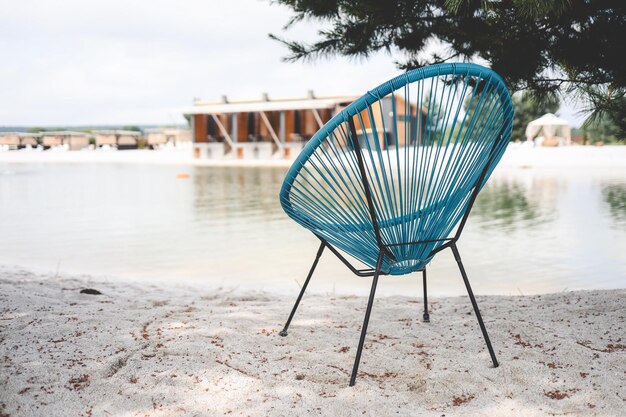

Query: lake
[0,160,625,296]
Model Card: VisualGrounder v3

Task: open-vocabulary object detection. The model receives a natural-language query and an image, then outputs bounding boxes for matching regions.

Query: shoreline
[0,145,626,169]
[1,269,624,416]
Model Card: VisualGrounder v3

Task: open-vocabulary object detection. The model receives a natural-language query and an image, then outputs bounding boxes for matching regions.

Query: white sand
[1,145,626,169]
[0,149,294,168]
[1,268,625,416]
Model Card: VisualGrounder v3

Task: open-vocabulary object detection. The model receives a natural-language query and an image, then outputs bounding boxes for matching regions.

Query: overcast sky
[0,0,583,127]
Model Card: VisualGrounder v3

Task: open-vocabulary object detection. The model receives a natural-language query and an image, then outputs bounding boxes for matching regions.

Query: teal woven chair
[278,63,513,386]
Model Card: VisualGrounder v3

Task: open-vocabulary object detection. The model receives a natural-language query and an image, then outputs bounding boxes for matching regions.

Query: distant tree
[602,184,626,222]
[583,113,623,144]
[581,88,626,142]
[270,0,626,139]
[122,125,142,132]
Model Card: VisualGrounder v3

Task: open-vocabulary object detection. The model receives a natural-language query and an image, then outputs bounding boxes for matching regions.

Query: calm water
[0,162,625,296]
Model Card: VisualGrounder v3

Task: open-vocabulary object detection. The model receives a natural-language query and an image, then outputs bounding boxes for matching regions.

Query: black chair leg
[279,242,325,337]
[349,252,384,386]
[451,243,499,368]
[422,268,430,322]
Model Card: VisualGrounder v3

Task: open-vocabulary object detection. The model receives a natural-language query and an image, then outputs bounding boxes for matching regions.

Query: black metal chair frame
[279,118,501,387]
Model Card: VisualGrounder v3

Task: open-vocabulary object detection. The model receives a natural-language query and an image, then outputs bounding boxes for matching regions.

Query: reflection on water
[192,168,284,219]
[473,180,552,230]
[603,184,626,224]
[0,163,624,296]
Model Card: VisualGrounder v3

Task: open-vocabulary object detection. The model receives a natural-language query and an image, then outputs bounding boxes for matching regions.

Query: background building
[41,131,89,150]
[184,92,426,160]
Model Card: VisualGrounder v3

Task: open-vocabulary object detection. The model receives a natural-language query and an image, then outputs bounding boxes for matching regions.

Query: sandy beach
[1,268,624,416]
[1,145,626,169]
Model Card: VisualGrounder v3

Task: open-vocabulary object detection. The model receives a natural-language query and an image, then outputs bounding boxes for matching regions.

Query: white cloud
[0,0,582,126]
[0,0,402,125]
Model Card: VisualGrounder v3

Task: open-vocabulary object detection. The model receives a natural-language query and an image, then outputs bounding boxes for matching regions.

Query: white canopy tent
[525,113,571,146]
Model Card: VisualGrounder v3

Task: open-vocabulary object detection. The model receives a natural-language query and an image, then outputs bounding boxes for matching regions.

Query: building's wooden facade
[186,94,355,159]
[185,93,425,159]
[352,96,424,148]
[92,130,141,149]
[41,131,90,150]
[190,108,335,144]
[0,132,40,149]
[145,128,192,147]
[0,133,22,149]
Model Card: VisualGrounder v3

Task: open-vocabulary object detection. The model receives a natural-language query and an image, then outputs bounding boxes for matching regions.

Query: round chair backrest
[280,63,514,275]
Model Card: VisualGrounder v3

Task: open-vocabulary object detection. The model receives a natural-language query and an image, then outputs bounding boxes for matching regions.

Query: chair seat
[303,210,445,275]
[291,196,456,274]
[307,206,427,234]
